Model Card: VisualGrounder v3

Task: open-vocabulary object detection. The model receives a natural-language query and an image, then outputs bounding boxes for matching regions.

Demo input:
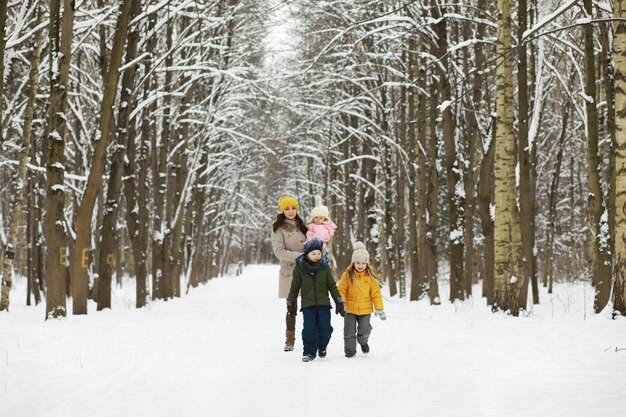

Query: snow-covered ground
[1,265,626,417]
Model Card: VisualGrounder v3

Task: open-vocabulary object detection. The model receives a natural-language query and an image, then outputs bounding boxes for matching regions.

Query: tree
[493,0,522,314]
[97,0,142,310]
[0,0,45,312]
[69,0,134,314]
[44,0,76,319]
[612,0,626,315]
[582,0,612,313]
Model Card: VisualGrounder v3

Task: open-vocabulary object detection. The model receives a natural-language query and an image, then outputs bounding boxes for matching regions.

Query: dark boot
[284,330,295,351]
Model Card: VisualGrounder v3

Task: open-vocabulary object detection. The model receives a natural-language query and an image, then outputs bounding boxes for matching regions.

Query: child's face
[284,206,298,220]
[313,216,324,225]
[307,250,322,262]
[354,261,367,272]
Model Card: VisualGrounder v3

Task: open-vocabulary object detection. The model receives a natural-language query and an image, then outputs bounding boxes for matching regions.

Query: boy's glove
[375,310,387,321]
[287,300,297,318]
[335,297,346,317]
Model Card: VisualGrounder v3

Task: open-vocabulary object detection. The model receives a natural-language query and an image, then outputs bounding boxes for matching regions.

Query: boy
[287,237,346,362]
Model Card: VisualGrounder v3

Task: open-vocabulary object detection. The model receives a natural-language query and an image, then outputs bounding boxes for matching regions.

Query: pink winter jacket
[306,221,337,245]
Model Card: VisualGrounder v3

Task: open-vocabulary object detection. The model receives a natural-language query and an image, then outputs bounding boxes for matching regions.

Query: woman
[271,195,307,351]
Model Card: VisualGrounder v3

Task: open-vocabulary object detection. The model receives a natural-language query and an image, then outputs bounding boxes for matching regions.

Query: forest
[1,0,625,319]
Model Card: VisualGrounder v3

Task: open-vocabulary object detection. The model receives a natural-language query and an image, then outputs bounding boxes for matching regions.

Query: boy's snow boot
[302,355,314,362]
[318,348,327,358]
[284,330,295,351]
[360,343,370,354]
[345,352,355,358]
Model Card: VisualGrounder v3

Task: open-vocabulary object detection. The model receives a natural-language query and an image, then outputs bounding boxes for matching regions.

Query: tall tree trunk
[363,139,377,259]
[545,102,569,294]
[152,13,174,300]
[583,0,612,312]
[517,0,533,309]
[44,0,76,319]
[29,153,44,305]
[602,19,617,286]
[408,47,421,302]
[0,2,45,312]
[140,8,158,302]
[69,0,134,315]
[0,0,9,144]
[416,70,428,301]
[434,4,464,302]
[381,134,398,297]
[612,0,626,315]
[427,77,440,305]
[97,0,142,310]
[462,15,479,299]
[396,84,407,299]
[494,0,521,314]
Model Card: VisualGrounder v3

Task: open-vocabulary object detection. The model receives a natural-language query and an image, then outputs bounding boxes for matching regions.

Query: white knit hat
[351,242,370,264]
[310,205,330,221]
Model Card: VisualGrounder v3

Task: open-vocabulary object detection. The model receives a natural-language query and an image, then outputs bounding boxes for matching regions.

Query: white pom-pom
[353,242,366,250]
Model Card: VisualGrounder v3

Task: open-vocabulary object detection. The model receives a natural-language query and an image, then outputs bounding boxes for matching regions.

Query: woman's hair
[272,212,308,235]
[346,262,382,285]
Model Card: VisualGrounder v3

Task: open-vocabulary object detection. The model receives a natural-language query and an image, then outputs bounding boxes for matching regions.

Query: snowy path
[1,264,626,417]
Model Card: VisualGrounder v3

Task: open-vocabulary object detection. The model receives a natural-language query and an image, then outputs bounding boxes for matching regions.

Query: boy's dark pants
[301,306,333,357]
[343,313,372,355]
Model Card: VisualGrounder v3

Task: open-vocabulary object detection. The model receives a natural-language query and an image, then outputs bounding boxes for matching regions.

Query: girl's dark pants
[301,306,333,357]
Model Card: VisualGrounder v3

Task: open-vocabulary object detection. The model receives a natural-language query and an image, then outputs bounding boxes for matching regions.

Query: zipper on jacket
[313,271,318,305]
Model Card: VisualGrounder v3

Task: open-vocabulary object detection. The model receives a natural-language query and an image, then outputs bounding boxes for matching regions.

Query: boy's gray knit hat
[351,242,370,264]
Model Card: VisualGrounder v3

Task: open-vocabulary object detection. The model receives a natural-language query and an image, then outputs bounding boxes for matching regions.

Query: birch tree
[612,0,626,315]
[493,0,522,314]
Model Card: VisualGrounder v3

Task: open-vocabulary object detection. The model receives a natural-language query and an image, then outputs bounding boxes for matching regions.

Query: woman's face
[284,206,297,220]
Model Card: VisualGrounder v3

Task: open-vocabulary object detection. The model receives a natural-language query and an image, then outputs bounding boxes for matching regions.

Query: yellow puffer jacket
[337,270,384,315]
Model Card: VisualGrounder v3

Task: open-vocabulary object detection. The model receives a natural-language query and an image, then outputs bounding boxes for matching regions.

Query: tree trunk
[462,15,479,299]
[152,14,174,300]
[416,71,429,301]
[396,84,407,299]
[0,0,9,144]
[407,47,421,302]
[427,76,440,305]
[517,0,533,309]
[69,0,134,314]
[612,0,626,315]
[137,8,158,303]
[44,0,76,319]
[97,0,142,310]
[435,4,464,302]
[544,102,569,294]
[494,0,521,314]
[0,3,45,312]
[583,0,612,312]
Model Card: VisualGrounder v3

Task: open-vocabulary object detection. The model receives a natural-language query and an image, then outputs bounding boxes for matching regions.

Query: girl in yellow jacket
[337,242,386,358]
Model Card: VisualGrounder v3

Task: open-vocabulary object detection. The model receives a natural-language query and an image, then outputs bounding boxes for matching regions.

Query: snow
[449,226,464,243]
[1,265,626,417]
[522,0,578,40]
[438,100,453,112]
[599,208,610,250]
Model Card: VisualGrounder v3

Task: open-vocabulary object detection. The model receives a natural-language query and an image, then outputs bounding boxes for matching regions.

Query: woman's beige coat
[271,219,305,298]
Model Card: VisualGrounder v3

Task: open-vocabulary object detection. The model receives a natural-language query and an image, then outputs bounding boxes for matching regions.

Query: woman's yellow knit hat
[278,195,299,213]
